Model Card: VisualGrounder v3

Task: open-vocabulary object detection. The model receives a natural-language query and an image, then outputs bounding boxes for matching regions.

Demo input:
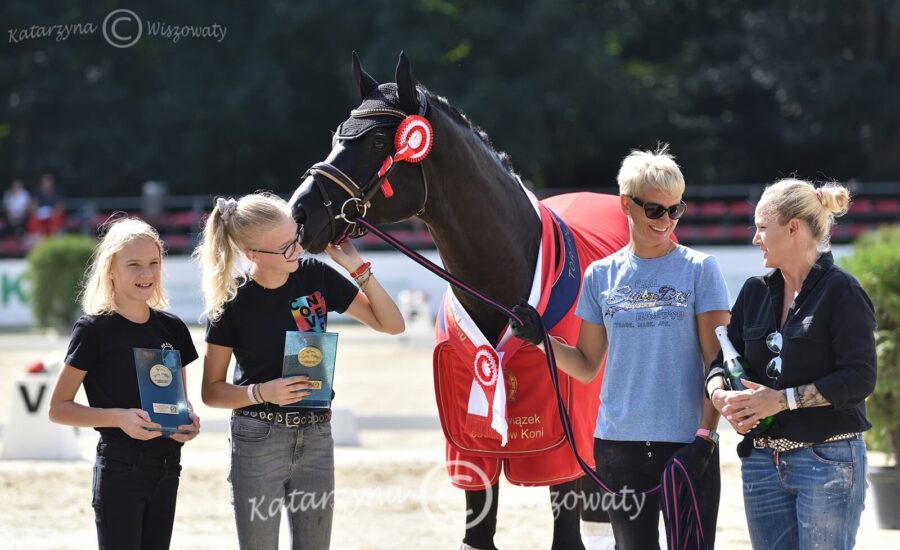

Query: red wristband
[350,261,371,278]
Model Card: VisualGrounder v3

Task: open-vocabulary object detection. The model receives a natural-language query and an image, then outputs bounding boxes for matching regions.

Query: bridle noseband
[301,90,431,245]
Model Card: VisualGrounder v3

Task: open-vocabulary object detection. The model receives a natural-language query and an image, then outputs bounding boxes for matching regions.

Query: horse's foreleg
[462,486,499,550]
[550,480,585,550]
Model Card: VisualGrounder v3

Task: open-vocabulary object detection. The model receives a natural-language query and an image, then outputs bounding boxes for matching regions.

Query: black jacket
[718,251,877,443]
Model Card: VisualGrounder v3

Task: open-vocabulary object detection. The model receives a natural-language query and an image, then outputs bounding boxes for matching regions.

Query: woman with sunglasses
[512,145,730,549]
[704,179,876,550]
[194,192,404,549]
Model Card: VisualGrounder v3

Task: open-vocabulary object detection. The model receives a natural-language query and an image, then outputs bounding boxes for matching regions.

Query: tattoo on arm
[778,390,788,412]
[796,383,831,409]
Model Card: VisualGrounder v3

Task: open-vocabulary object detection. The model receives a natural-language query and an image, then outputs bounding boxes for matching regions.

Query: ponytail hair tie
[216,197,238,220]
[814,188,823,202]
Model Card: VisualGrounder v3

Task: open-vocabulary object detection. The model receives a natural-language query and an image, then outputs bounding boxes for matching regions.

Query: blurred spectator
[28,173,65,236]
[3,179,31,236]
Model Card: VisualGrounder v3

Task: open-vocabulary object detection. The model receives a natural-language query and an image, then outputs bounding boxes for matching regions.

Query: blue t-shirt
[575,245,730,443]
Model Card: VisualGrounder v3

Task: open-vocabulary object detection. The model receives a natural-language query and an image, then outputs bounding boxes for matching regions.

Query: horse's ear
[395,51,418,114]
[352,51,379,99]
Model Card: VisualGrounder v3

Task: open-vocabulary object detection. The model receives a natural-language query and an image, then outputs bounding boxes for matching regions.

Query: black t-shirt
[205,258,358,391]
[65,310,199,455]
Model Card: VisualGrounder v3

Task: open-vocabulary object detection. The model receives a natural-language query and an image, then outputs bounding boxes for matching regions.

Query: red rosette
[472,345,499,388]
[393,115,433,163]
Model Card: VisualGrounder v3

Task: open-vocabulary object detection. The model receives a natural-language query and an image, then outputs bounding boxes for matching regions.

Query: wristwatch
[695,428,719,445]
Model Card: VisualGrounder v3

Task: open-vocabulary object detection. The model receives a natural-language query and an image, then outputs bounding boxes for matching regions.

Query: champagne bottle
[715,326,774,434]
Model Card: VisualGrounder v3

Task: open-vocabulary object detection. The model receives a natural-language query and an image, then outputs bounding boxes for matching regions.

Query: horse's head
[289,52,431,253]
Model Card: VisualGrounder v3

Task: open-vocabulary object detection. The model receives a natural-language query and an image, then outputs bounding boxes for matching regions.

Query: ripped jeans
[741,438,867,550]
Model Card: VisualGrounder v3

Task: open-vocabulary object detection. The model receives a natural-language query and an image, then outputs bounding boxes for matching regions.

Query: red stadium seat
[848,199,873,215]
[164,211,198,228]
[162,234,191,250]
[728,201,755,216]
[874,198,900,215]
[700,225,726,240]
[699,201,728,217]
[0,236,23,254]
[675,226,699,240]
[848,224,871,238]
[730,226,752,240]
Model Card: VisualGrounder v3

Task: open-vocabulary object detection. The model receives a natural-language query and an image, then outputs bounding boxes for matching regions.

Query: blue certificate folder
[282,331,338,409]
[133,348,190,434]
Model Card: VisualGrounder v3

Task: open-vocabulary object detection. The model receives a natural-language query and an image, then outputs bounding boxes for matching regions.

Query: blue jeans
[741,438,867,550]
[229,415,335,550]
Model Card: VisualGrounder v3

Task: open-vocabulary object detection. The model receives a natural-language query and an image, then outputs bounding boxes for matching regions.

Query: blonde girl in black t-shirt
[48,217,201,550]
[194,192,403,550]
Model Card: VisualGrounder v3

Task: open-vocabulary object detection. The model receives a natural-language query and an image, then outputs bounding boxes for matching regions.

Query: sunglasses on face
[249,226,305,260]
[766,331,783,380]
[628,196,687,220]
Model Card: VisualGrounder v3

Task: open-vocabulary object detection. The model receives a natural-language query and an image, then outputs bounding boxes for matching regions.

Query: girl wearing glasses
[705,179,876,550]
[512,145,730,549]
[194,192,404,549]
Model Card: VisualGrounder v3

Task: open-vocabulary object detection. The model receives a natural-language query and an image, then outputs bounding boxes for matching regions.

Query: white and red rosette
[473,345,499,388]
[394,115,433,163]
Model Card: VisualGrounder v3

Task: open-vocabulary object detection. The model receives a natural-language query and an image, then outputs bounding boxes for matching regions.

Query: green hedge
[25,235,96,331]
[841,226,900,463]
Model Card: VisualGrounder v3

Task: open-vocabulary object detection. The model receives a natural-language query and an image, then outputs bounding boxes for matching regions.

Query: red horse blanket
[434,192,630,488]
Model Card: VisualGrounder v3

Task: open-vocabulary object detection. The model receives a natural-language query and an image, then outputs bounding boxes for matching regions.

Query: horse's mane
[424,89,517,175]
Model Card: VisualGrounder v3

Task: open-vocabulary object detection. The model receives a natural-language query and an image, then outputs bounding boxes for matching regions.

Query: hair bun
[818,184,850,217]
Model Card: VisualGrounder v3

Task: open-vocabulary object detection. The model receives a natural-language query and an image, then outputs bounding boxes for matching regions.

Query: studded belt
[753,432,860,453]
[233,408,332,427]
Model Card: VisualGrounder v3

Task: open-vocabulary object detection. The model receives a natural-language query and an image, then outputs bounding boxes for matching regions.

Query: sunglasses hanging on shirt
[766,331,783,381]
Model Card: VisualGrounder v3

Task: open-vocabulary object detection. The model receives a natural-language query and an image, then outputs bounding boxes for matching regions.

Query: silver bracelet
[355,269,373,290]
[786,387,799,410]
[247,383,259,405]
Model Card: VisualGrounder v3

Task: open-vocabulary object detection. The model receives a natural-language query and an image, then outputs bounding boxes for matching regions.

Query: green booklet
[282,331,338,409]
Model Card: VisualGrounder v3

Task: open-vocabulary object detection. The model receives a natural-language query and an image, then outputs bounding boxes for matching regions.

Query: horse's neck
[421,114,541,343]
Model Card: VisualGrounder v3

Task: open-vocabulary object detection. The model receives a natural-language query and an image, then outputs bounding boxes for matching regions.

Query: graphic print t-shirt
[205,258,358,387]
[65,310,198,454]
[575,245,730,443]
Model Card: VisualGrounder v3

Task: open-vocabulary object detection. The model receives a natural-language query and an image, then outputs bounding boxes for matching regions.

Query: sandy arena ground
[1,326,897,549]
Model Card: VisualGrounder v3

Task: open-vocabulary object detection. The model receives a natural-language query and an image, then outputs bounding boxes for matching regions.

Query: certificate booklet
[282,331,338,409]
[133,348,190,435]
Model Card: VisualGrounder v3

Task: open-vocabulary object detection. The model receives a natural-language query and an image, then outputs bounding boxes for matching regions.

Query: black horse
[290,53,619,549]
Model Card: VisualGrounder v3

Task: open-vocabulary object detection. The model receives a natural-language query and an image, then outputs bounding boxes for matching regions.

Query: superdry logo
[605,284,691,317]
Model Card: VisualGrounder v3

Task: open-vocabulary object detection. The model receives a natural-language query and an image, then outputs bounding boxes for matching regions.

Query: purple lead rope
[353,217,705,549]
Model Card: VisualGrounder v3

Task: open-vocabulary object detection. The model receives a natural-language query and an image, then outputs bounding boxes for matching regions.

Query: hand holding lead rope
[510,300,544,346]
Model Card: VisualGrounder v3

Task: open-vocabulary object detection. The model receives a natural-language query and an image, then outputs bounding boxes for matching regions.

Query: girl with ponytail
[194,191,403,550]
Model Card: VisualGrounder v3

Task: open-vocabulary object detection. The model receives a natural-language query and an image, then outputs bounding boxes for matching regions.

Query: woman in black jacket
[705,179,876,550]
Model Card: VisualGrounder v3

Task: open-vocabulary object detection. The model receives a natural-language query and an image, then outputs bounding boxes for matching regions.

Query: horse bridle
[301,90,430,244]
